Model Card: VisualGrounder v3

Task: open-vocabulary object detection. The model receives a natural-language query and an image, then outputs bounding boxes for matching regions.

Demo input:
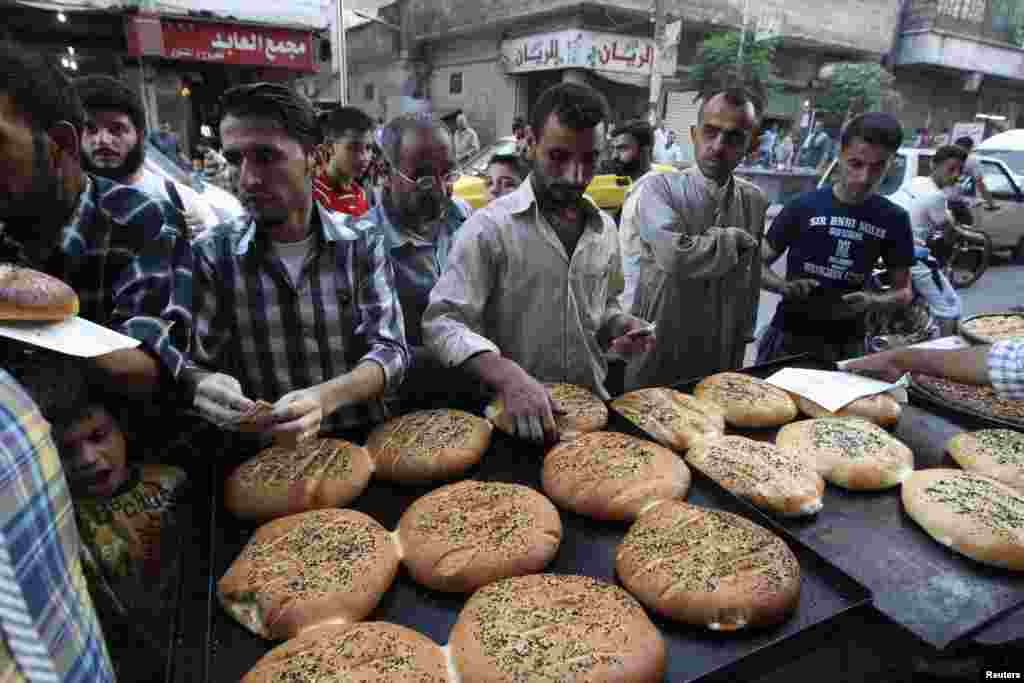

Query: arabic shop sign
[126,16,315,72]
[501,30,656,75]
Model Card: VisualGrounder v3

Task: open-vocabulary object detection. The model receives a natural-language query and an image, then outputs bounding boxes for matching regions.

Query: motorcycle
[864,249,942,354]
[943,199,993,289]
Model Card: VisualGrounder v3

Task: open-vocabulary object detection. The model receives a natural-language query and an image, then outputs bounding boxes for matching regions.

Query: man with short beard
[362,114,472,410]
[186,83,409,442]
[74,75,220,236]
[609,119,654,182]
[423,83,656,444]
[0,42,192,398]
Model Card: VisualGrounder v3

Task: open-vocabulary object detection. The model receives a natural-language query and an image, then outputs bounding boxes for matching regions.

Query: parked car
[452,136,678,212]
[976,129,1024,187]
[820,147,1024,262]
[144,142,245,224]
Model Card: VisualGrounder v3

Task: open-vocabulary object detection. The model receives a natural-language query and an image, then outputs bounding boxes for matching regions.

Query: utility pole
[648,0,665,125]
[737,0,750,63]
[336,0,348,104]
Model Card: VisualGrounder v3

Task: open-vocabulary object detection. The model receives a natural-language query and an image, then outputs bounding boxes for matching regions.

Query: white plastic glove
[194,373,254,429]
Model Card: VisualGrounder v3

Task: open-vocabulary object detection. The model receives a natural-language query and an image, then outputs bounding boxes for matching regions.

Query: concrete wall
[891,66,1024,133]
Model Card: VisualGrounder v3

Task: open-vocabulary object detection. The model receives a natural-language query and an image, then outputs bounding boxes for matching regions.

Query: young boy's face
[59,405,129,498]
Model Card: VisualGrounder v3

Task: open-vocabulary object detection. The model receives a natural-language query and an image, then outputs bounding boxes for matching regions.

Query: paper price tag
[0,317,141,358]
[765,367,908,413]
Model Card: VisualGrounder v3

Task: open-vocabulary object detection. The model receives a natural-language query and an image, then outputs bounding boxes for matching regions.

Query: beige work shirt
[623,166,768,390]
[423,176,626,399]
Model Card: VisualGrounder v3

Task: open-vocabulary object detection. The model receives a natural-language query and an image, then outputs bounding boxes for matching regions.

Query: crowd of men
[0,38,1022,681]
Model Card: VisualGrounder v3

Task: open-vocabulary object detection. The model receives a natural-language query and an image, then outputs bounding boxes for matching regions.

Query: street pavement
[744,256,1022,365]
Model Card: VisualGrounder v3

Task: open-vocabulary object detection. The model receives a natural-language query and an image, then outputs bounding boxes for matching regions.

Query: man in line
[758,112,915,363]
[952,136,997,215]
[888,144,966,336]
[363,114,473,410]
[187,83,408,443]
[313,106,375,216]
[0,42,192,398]
[800,120,831,169]
[609,119,655,182]
[454,113,481,166]
[423,82,655,444]
[615,119,661,313]
[0,369,116,682]
[485,153,527,202]
[621,87,768,389]
[74,75,220,236]
[844,339,1024,401]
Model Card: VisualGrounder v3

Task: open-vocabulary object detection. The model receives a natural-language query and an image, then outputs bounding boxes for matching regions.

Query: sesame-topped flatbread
[486,383,608,441]
[694,372,799,428]
[776,418,914,490]
[946,429,1024,493]
[218,509,400,640]
[611,388,725,452]
[366,409,491,484]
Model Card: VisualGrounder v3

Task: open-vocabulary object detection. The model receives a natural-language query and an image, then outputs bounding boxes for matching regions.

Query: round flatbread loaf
[486,382,608,441]
[218,509,400,640]
[224,438,374,521]
[449,574,665,683]
[610,388,725,452]
[616,500,801,630]
[776,418,914,490]
[902,469,1024,571]
[241,622,448,683]
[796,393,902,428]
[366,409,492,484]
[946,430,1024,493]
[0,264,79,321]
[542,431,691,521]
[685,435,824,517]
[396,481,561,593]
[694,372,798,428]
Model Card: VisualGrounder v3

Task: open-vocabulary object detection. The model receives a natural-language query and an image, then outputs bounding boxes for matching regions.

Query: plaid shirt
[0,175,192,380]
[190,204,409,433]
[989,340,1024,400]
[0,370,115,682]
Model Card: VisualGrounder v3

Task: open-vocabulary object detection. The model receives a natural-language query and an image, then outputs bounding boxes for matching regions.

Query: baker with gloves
[183,82,409,444]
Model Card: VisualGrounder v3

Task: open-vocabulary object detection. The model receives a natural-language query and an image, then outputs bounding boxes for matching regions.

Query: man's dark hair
[487,153,528,180]
[530,82,609,137]
[697,85,764,124]
[380,113,452,168]
[840,112,904,152]
[0,40,85,132]
[74,75,147,137]
[933,144,968,167]
[611,119,654,149]
[954,136,975,149]
[219,82,320,148]
[3,347,92,440]
[320,106,374,141]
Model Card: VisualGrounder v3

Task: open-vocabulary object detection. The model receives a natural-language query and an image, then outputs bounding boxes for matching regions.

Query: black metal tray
[907,373,1024,431]
[656,356,1024,649]
[180,420,870,683]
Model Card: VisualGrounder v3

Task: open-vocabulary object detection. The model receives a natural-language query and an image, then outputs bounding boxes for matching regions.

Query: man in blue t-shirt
[758,112,914,363]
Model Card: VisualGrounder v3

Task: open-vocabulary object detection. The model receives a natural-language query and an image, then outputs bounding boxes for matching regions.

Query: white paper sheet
[905,335,971,351]
[764,367,908,413]
[0,317,141,358]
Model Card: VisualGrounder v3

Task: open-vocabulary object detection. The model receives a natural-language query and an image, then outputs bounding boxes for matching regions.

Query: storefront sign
[501,31,657,75]
[126,15,315,72]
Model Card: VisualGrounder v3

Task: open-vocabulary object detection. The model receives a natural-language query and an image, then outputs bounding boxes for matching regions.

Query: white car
[144,142,245,224]
[976,129,1024,187]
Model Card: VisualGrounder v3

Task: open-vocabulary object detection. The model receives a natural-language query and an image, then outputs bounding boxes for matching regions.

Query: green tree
[689,31,781,104]
[991,0,1024,45]
[814,63,893,122]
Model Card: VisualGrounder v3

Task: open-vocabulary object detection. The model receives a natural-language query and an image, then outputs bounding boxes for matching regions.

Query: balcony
[897,0,1024,80]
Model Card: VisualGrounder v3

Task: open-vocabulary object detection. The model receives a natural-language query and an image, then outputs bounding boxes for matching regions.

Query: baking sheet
[0,316,141,357]
[661,357,1024,649]
[185,425,869,683]
[908,374,1024,431]
[958,312,1024,346]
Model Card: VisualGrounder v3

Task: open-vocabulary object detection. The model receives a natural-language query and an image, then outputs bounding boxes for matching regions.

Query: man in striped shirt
[186,83,409,441]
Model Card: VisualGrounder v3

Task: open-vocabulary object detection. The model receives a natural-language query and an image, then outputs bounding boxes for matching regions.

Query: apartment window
[450,72,463,96]
[364,83,374,101]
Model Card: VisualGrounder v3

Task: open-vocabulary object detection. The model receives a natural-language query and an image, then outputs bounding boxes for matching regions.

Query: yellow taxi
[453,136,678,211]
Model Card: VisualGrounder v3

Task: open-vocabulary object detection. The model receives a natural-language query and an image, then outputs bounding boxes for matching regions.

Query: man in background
[609,119,654,182]
[313,106,375,216]
[75,75,219,235]
[952,136,997,214]
[454,112,481,166]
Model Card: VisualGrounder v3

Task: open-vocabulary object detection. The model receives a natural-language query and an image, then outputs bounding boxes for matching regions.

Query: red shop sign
[126,15,315,72]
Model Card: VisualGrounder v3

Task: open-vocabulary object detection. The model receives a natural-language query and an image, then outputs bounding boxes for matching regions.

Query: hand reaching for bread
[194,373,256,429]
[495,370,561,445]
[268,388,323,446]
